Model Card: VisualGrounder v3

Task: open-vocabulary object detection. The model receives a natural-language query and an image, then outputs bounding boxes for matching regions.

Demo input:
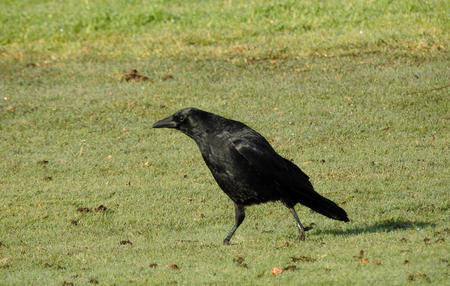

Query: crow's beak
[152,116,177,129]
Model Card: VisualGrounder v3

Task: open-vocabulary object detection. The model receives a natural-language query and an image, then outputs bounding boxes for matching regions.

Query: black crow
[153,107,349,244]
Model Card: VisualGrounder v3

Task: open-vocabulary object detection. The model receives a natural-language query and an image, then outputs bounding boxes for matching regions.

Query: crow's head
[152,107,211,138]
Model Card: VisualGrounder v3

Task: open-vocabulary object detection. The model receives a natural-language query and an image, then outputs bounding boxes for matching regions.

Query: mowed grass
[0,0,449,285]
[1,0,448,60]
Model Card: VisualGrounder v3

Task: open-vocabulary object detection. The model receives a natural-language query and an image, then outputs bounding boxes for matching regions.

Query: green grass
[1,0,448,60]
[0,0,449,285]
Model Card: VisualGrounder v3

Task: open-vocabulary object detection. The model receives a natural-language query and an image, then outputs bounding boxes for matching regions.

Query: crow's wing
[226,130,349,221]
[230,132,338,208]
[227,131,312,189]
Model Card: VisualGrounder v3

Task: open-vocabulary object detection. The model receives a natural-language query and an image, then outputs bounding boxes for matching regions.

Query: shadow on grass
[313,219,435,236]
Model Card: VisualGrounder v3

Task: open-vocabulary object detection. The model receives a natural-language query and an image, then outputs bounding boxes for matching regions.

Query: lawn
[0,0,449,285]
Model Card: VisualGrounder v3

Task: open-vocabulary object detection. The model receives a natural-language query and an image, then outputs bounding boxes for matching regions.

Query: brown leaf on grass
[423,237,430,244]
[359,250,364,258]
[122,69,149,82]
[283,265,297,271]
[360,257,369,264]
[71,220,78,226]
[89,279,99,284]
[290,256,317,262]
[233,257,244,264]
[271,267,283,275]
[95,205,107,212]
[168,264,179,270]
[233,256,248,268]
[161,75,174,81]
[77,207,91,213]
[120,240,132,245]
[149,263,158,268]
[435,237,445,243]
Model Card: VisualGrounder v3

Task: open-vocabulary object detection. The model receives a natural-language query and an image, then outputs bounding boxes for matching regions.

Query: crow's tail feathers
[304,194,349,222]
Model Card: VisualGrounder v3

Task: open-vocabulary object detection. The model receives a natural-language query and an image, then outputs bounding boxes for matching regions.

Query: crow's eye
[176,115,186,122]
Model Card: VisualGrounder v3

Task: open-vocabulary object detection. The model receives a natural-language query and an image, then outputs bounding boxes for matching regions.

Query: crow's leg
[289,207,306,241]
[223,203,245,245]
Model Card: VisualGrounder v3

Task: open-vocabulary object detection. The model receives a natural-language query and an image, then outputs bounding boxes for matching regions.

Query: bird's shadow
[312,219,435,236]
